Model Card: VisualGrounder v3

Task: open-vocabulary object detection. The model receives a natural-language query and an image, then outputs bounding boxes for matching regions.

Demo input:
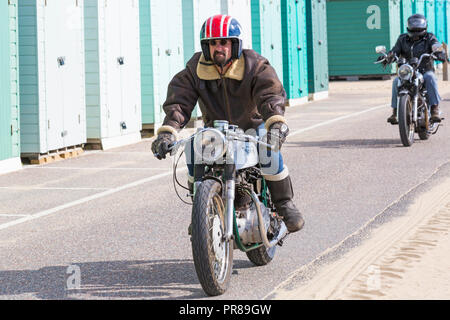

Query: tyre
[418,107,430,140]
[398,94,415,147]
[246,245,276,266]
[418,127,430,140]
[191,179,233,296]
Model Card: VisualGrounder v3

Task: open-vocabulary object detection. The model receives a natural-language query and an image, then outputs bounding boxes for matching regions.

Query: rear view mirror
[375,45,386,54]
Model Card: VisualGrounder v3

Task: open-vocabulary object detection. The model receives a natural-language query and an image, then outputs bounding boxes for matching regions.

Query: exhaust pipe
[248,190,288,249]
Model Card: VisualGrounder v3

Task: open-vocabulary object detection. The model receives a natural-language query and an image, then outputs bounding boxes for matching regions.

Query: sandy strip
[271,177,450,300]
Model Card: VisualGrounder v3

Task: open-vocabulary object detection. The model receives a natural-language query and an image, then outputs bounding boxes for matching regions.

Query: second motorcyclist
[382,14,447,124]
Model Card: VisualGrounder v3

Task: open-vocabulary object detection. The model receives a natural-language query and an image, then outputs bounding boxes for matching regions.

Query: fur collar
[196,54,245,81]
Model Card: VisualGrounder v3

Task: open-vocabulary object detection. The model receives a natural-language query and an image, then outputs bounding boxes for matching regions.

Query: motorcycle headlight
[193,128,227,164]
[398,64,414,81]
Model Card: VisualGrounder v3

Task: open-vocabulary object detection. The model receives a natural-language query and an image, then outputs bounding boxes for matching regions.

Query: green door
[251,0,284,82]
[400,0,413,34]
[425,0,436,35]
[446,0,450,44]
[181,0,221,120]
[1,0,19,161]
[281,0,308,100]
[0,0,12,161]
[9,0,20,158]
[435,0,446,42]
[306,0,328,94]
[327,0,400,78]
[414,0,426,14]
[140,0,184,126]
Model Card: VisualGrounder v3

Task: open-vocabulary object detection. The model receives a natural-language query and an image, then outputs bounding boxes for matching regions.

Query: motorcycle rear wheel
[191,179,233,296]
[246,245,276,266]
[398,94,415,147]
[418,107,430,140]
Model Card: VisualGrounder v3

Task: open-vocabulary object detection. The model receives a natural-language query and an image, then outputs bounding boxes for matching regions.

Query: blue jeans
[391,71,441,108]
[185,123,285,180]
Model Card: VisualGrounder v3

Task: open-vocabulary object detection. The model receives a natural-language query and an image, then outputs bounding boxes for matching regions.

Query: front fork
[398,85,418,124]
[193,163,236,241]
[224,164,236,241]
[413,84,419,124]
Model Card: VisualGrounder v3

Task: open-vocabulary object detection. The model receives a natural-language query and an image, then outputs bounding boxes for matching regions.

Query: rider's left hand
[435,51,448,62]
[267,122,289,151]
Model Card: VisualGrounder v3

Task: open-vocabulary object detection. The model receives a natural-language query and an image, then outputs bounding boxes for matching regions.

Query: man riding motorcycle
[382,14,447,124]
[151,14,304,233]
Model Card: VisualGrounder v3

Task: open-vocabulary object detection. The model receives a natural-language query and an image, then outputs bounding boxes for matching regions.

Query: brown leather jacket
[158,49,287,137]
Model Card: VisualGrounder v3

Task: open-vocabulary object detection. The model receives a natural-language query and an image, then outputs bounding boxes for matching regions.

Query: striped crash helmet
[200,14,243,61]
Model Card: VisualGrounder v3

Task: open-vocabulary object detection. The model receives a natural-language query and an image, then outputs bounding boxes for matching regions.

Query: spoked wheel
[191,179,233,296]
[398,94,415,147]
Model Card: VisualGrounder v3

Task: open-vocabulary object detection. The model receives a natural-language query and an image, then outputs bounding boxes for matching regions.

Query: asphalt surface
[0,80,449,300]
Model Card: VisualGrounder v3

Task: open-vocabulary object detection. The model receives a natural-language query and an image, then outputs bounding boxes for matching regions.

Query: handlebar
[374,52,398,65]
[159,128,276,158]
[375,51,439,67]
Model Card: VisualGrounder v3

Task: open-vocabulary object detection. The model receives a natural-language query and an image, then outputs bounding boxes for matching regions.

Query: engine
[235,201,271,245]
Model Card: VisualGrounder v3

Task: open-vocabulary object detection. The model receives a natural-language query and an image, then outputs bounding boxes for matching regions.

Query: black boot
[266,176,305,233]
[431,105,441,123]
[387,108,398,124]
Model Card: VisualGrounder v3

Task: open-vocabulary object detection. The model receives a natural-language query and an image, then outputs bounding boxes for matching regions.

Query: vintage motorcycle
[166,120,288,296]
[375,44,444,147]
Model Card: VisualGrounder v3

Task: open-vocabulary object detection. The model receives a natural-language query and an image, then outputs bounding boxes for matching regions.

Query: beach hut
[84,0,142,150]
[281,0,309,105]
[18,0,86,160]
[306,0,328,99]
[0,0,21,174]
[139,0,185,130]
[327,0,400,79]
[251,0,284,82]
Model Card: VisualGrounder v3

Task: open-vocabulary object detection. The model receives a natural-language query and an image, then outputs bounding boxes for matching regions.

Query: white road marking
[0,186,110,191]
[0,214,30,217]
[0,168,187,231]
[24,167,169,171]
[0,104,386,232]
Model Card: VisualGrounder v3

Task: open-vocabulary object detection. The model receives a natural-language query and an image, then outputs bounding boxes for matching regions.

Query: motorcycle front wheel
[191,179,233,296]
[398,94,415,147]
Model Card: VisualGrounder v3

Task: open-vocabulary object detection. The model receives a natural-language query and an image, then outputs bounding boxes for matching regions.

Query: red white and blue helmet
[200,14,243,61]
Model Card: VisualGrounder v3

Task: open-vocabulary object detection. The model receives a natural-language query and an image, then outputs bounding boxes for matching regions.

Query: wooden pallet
[330,74,393,81]
[22,146,84,165]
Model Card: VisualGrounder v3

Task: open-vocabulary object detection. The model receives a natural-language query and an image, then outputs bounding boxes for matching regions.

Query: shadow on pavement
[0,258,257,300]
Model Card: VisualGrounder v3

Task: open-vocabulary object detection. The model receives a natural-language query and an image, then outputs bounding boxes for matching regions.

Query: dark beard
[213,51,227,67]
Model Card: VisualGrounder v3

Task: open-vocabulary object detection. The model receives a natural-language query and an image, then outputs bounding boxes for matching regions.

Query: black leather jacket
[389,33,447,73]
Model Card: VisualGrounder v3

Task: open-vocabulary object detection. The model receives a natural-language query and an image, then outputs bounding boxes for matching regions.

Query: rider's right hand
[385,51,395,64]
[151,132,175,160]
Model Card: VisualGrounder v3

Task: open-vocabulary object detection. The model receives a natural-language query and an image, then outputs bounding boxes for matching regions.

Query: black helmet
[407,14,427,40]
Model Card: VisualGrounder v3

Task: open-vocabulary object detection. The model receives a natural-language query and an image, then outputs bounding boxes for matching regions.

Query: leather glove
[151,132,175,160]
[266,122,289,151]
[385,51,395,64]
[379,51,395,69]
[435,51,448,62]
